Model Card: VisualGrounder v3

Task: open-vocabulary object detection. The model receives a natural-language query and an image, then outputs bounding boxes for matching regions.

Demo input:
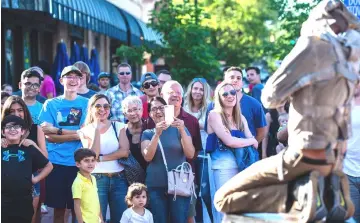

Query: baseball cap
[140,72,158,85]
[98,72,111,80]
[1,115,25,130]
[60,66,82,78]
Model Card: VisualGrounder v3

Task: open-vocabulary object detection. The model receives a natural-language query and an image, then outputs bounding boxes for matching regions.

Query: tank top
[126,127,147,171]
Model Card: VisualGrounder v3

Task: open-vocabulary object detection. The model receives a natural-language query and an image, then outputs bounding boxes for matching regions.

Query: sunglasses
[222,89,237,97]
[4,125,22,130]
[94,104,111,110]
[143,81,159,89]
[24,82,40,89]
[119,72,131,76]
[150,106,165,113]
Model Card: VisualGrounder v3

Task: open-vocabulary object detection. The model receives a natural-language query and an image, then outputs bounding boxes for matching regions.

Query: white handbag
[158,140,196,201]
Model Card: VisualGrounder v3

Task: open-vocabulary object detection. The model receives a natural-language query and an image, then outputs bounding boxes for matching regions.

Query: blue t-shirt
[204,94,266,136]
[27,101,43,125]
[251,84,264,104]
[78,89,97,99]
[39,95,89,166]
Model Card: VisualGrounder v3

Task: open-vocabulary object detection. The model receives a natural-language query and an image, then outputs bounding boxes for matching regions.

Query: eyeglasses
[94,104,111,110]
[143,81,159,89]
[150,106,165,113]
[118,72,131,76]
[125,108,141,114]
[63,75,80,80]
[4,125,22,130]
[23,82,40,89]
[193,77,207,83]
[222,90,237,97]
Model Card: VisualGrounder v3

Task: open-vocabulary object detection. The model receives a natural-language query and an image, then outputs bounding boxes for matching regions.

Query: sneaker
[325,172,355,221]
[41,204,48,214]
[289,171,327,223]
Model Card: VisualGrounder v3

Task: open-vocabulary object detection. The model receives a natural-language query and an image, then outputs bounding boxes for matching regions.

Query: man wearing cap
[19,68,44,125]
[139,72,160,119]
[39,66,89,223]
[97,72,111,94]
[105,63,143,122]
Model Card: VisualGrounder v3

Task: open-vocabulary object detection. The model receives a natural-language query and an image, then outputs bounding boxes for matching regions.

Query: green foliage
[116,45,146,65]
[150,0,221,85]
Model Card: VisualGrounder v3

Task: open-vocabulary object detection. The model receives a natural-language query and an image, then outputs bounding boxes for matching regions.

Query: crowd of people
[1,58,359,223]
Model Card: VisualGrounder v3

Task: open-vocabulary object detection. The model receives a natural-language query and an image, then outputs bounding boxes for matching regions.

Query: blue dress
[206,130,259,171]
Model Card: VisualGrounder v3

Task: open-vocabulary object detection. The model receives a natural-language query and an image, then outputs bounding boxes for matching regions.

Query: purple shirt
[40,75,56,98]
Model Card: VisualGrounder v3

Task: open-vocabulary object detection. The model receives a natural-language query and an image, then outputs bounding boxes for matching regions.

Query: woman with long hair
[1,95,47,223]
[78,94,130,223]
[206,82,258,221]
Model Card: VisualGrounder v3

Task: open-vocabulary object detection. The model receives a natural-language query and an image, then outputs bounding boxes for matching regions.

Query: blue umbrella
[89,48,100,84]
[80,45,90,66]
[52,42,70,94]
[70,42,81,64]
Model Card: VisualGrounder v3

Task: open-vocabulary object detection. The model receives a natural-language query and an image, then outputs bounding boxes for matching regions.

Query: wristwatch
[97,154,103,162]
[57,128,63,135]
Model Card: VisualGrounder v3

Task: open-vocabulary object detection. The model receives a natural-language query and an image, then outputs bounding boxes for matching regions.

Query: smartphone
[164,105,174,125]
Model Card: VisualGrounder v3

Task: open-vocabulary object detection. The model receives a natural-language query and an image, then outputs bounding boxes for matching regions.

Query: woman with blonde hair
[206,81,258,221]
[78,94,129,222]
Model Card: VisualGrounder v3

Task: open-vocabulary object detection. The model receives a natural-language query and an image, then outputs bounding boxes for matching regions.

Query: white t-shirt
[343,103,360,177]
[120,208,153,223]
[78,122,125,173]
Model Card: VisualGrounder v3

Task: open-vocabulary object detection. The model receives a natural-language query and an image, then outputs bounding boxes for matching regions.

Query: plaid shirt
[105,84,143,122]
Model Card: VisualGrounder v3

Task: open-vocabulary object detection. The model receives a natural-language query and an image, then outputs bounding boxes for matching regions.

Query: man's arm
[41,122,80,143]
[256,127,266,143]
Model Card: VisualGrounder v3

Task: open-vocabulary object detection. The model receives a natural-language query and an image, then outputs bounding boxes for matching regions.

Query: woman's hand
[1,138,9,148]
[41,122,57,134]
[93,118,106,130]
[19,139,37,147]
[250,137,258,149]
[155,121,168,137]
[171,118,185,132]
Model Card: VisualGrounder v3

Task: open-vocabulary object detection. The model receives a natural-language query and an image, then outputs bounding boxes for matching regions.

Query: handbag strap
[158,138,169,173]
[111,122,119,142]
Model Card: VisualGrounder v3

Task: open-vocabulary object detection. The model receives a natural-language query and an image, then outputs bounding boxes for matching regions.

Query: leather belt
[93,171,123,178]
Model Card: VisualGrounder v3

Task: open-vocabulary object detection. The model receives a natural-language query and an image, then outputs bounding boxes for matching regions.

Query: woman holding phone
[141,97,195,223]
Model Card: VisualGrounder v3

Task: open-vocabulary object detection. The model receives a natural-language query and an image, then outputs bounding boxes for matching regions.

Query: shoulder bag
[158,139,196,201]
[113,122,145,185]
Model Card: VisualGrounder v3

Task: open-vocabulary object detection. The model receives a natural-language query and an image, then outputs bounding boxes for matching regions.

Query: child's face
[2,123,25,142]
[278,116,288,126]
[131,190,147,208]
[76,156,96,174]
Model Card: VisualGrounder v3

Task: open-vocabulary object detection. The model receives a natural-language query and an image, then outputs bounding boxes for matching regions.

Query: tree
[150,0,221,84]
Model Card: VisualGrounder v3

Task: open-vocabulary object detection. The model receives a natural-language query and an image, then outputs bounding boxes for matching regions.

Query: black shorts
[45,164,78,209]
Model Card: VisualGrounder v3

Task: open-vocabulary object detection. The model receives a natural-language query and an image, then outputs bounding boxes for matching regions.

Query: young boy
[72,148,103,223]
[1,115,53,223]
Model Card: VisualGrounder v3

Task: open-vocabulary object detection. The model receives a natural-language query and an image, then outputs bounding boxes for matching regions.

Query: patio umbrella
[89,48,100,84]
[52,41,70,94]
[70,42,80,64]
[80,45,90,66]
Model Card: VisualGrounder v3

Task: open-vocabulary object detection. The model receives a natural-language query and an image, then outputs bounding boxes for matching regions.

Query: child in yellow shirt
[72,148,103,223]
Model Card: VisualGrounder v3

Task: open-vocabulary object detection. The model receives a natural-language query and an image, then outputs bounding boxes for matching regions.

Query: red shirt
[140,95,149,119]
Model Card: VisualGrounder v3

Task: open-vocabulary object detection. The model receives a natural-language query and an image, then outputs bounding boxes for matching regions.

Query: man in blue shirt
[39,66,89,223]
[205,67,267,156]
[246,67,264,104]
[19,68,44,125]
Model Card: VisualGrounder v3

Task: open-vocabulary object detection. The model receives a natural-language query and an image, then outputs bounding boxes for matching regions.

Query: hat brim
[61,69,83,78]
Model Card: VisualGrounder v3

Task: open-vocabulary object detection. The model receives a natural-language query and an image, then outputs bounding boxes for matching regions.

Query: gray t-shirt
[141,126,190,188]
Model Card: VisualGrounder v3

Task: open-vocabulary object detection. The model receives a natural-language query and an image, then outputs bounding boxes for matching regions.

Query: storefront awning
[50,0,127,41]
[118,9,142,46]
[136,19,163,48]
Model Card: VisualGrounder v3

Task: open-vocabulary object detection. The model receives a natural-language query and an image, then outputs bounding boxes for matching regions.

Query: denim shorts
[32,172,41,197]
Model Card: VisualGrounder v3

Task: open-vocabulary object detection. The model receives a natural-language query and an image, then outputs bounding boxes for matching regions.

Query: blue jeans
[93,172,128,223]
[347,175,360,223]
[148,187,191,223]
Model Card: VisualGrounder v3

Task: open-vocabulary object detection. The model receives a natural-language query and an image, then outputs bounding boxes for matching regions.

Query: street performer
[213,0,360,222]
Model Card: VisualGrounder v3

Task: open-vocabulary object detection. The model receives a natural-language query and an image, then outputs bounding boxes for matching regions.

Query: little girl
[120,183,154,223]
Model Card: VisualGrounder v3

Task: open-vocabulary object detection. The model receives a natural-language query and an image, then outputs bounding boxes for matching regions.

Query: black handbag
[112,122,145,185]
